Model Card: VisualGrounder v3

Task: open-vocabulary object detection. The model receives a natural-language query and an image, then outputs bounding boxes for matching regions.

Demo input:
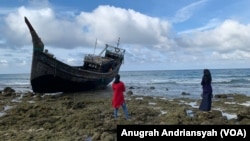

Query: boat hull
[31,74,114,93]
[30,51,120,93]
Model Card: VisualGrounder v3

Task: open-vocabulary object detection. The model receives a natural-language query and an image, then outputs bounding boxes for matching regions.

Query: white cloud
[173,0,208,23]
[177,20,250,53]
[170,19,250,70]
[0,1,250,73]
[0,60,8,65]
[76,5,172,48]
[178,18,221,34]
[212,50,250,60]
[3,5,172,50]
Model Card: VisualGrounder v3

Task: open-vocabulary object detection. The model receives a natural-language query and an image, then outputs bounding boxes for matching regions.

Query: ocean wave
[214,79,250,84]
[148,81,177,84]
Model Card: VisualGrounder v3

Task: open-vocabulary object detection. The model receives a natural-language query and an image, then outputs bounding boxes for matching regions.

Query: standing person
[199,69,213,112]
[112,74,129,120]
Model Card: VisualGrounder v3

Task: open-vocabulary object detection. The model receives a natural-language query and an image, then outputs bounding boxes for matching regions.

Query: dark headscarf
[202,69,212,84]
[114,74,120,84]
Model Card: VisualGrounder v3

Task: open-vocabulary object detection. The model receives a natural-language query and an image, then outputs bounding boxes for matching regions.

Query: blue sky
[0,0,250,74]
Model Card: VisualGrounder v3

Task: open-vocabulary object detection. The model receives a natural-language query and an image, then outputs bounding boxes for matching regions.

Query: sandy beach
[0,87,250,141]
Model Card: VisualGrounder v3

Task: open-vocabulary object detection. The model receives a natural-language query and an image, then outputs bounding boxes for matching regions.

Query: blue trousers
[114,102,129,119]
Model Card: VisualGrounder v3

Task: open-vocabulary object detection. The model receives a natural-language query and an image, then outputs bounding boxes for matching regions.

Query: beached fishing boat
[24,17,125,93]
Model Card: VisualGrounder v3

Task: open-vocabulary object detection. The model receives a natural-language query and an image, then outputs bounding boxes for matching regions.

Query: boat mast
[98,37,121,56]
[98,44,108,56]
[93,38,97,55]
[117,37,120,48]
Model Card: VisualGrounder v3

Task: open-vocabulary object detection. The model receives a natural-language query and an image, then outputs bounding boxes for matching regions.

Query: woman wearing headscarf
[112,74,129,119]
[199,69,213,112]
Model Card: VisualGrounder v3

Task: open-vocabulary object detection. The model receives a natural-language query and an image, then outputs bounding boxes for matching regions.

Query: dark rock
[237,107,250,120]
[126,91,133,95]
[214,94,228,98]
[129,86,135,89]
[150,86,155,89]
[2,87,15,96]
[3,87,15,93]
[181,92,190,95]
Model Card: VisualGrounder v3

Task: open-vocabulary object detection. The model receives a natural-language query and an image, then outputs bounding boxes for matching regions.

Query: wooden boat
[24,17,125,93]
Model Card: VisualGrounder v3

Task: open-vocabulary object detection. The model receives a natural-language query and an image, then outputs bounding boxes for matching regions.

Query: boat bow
[24,17,44,51]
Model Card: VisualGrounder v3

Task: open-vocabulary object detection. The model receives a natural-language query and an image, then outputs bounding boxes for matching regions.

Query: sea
[0,68,250,99]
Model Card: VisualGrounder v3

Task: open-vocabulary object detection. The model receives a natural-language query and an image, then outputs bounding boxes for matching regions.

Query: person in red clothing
[112,74,129,119]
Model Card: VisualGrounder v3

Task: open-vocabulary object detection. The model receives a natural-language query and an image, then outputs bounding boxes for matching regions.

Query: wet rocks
[0,87,250,140]
[1,87,15,96]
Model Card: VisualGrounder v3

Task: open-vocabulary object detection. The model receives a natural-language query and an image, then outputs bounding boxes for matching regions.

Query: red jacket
[112,81,125,108]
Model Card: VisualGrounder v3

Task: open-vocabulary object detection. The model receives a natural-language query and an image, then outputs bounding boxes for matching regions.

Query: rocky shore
[0,87,250,141]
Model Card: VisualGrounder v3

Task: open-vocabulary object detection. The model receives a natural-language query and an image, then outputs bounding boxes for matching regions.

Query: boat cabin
[104,45,125,62]
[83,55,114,72]
[83,44,125,73]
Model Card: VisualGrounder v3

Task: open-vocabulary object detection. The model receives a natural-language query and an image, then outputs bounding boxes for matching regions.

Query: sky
[0,0,250,74]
